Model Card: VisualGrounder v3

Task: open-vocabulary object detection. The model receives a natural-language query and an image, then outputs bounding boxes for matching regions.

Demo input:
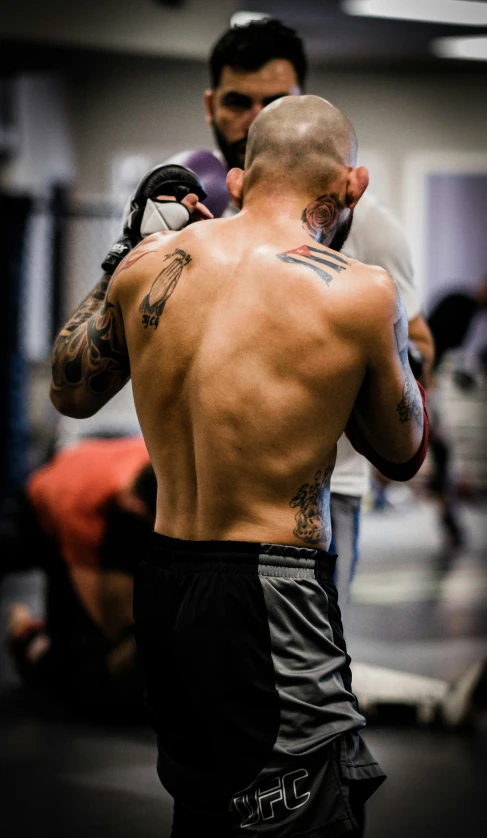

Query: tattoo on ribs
[396,371,423,424]
[276,244,348,285]
[302,193,342,244]
[289,468,332,545]
[139,248,191,329]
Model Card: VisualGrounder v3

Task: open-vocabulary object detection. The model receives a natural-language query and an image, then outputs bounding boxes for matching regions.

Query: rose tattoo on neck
[302,194,342,245]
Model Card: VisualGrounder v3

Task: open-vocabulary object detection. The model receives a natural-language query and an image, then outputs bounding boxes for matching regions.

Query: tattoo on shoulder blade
[289,467,332,545]
[277,244,348,286]
[139,248,191,330]
[396,370,423,425]
[302,194,343,244]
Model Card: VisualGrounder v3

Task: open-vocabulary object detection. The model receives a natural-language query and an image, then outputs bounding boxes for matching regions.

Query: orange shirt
[26,437,150,568]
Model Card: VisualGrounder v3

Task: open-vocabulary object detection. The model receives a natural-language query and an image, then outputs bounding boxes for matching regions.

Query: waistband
[146,532,337,577]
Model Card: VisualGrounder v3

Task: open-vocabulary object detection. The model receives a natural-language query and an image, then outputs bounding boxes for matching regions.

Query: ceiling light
[230,12,271,28]
[342,0,487,26]
[432,35,487,60]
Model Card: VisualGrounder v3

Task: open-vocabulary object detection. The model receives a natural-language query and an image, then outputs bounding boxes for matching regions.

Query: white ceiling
[1,0,487,68]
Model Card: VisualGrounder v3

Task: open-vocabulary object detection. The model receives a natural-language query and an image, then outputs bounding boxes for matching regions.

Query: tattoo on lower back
[289,467,332,545]
[277,245,348,285]
[302,193,342,244]
[396,370,423,424]
[139,248,191,329]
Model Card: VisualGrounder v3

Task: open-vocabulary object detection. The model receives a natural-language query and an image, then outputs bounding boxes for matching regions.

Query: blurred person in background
[371,277,487,548]
[425,278,487,546]
[1,435,155,715]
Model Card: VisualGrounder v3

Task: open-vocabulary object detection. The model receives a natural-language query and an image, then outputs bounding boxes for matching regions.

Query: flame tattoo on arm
[51,274,130,406]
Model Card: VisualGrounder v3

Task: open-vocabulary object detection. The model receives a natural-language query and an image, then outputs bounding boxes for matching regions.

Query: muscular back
[109,212,410,550]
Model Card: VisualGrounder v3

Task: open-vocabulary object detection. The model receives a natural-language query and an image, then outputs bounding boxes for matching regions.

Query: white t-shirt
[331,192,420,497]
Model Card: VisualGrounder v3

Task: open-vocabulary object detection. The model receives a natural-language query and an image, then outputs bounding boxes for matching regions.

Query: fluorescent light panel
[432,35,487,60]
[230,12,271,28]
[342,0,487,26]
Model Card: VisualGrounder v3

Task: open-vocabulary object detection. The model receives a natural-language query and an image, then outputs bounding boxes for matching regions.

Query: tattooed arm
[50,271,130,418]
[345,270,428,479]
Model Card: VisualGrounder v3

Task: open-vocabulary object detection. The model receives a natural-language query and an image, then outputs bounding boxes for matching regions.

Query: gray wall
[67,58,215,200]
[426,173,487,305]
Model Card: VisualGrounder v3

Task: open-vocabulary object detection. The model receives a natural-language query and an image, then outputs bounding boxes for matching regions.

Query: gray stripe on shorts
[258,554,365,752]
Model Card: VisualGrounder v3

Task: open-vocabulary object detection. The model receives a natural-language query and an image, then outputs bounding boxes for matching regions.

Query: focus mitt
[102,163,207,274]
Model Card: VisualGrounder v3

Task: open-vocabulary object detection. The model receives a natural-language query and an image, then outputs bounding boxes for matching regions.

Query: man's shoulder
[111,232,181,288]
[336,258,398,334]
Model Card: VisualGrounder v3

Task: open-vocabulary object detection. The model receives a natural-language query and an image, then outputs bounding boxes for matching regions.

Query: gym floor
[1,490,486,838]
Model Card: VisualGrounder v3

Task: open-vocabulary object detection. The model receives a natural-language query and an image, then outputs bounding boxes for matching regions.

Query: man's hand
[102,164,209,275]
[163,192,213,224]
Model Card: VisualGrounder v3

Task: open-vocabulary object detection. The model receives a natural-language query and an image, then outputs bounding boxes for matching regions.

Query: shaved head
[244,95,357,197]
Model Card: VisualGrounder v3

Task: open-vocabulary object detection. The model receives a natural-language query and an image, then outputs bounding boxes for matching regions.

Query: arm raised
[345,271,429,481]
[50,165,211,420]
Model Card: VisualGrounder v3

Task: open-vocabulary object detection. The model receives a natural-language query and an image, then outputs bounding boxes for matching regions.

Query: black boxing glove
[102,164,207,274]
[407,339,425,381]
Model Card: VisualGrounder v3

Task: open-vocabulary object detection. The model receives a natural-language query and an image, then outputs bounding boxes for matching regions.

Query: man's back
[51,94,426,551]
[114,212,392,548]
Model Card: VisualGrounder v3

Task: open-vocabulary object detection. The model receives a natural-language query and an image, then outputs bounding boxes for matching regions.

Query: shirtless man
[49,95,428,837]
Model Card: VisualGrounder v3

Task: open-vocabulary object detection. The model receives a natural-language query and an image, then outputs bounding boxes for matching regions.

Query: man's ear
[226,168,245,210]
[346,166,369,209]
[203,90,214,127]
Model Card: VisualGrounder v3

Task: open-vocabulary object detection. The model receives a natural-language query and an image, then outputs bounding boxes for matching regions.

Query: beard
[212,121,247,170]
[329,209,354,252]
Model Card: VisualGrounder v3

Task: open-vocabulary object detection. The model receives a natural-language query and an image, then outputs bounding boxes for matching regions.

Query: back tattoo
[139,248,191,330]
[289,468,332,545]
[277,244,348,286]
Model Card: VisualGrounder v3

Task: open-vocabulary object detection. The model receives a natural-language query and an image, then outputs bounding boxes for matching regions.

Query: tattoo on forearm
[139,248,191,329]
[289,467,332,545]
[393,298,423,425]
[302,193,342,244]
[51,275,130,397]
[277,244,348,286]
[396,370,423,424]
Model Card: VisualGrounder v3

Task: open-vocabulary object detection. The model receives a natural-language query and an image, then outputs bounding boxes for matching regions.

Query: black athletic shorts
[133,534,386,836]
